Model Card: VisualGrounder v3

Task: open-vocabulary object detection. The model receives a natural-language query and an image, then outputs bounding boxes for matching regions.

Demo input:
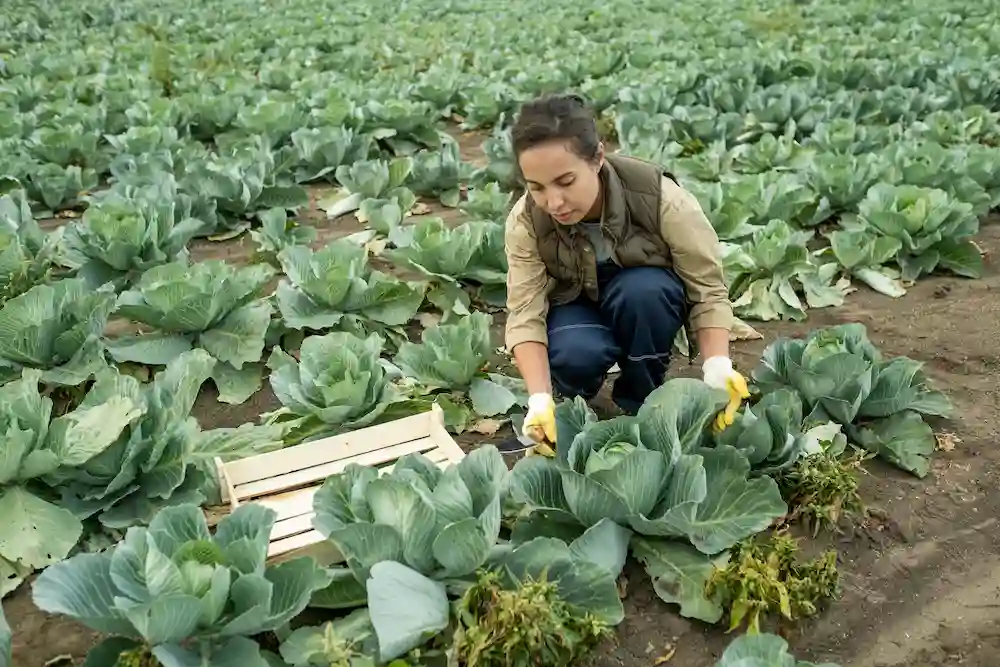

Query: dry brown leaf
[935,431,961,452]
[730,317,764,341]
[410,201,432,216]
[418,312,441,329]
[653,644,677,665]
[365,237,388,256]
[43,655,74,666]
[471,418,505,436]
[616,574,629,599]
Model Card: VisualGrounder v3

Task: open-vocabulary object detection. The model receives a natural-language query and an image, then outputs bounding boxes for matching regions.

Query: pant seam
[549,322,612,335]
[625,351,672,361]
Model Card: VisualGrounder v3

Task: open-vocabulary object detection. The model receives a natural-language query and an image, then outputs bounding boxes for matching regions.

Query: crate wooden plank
[222,409,437,486]
[232,435,438,501]
[429,410,467,461]
[268,532,341,564]
[272,512,315,541]
[253,486,318,522]
[214,456,238,508]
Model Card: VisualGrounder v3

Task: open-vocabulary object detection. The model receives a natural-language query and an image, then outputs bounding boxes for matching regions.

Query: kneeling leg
[600,267,689,413]
[546,300,621,401]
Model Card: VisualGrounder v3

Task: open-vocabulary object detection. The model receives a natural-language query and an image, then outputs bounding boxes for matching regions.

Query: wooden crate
[214,404,466,564]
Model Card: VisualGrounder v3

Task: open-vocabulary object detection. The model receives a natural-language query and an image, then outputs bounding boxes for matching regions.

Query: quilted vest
[526,153,678,305]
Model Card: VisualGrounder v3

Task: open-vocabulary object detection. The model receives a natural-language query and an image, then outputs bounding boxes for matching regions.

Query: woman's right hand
[522,392,557,457]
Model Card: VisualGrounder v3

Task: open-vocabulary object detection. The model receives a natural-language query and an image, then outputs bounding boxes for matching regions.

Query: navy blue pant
[547,264,689,415]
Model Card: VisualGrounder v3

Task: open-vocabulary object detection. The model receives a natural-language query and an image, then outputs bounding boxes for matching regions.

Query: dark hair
[510,94,601,161]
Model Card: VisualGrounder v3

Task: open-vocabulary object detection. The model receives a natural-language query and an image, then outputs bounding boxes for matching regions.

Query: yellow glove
[522,393,556,457]
[702,356,751,432]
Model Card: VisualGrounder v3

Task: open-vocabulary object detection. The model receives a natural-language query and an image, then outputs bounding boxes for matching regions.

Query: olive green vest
[526,153,677,306]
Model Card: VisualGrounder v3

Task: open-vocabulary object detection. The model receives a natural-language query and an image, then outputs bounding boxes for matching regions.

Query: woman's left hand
[702,356,750,431]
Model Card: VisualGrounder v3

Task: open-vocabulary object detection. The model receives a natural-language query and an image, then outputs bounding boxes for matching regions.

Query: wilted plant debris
[114,646,159,667]
[453,570,613,667]
[705,530,840,634]
[777,444,871,535]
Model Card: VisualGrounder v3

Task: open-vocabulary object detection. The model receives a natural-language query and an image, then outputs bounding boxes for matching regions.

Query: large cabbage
[32,503,329,666]
[507,379,788,624]
[266,331,400,441]
[752,323,952,477]
[104,258,275,404]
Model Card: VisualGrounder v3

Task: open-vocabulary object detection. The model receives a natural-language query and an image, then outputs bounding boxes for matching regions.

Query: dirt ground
[4,131,999,665]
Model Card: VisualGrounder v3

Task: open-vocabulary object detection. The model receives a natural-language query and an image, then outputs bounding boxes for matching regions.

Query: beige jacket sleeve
[503,195,551,351]
[658,176,734,332]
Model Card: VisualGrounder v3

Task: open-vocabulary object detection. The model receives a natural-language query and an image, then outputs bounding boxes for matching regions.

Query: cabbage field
[2,0,999,664]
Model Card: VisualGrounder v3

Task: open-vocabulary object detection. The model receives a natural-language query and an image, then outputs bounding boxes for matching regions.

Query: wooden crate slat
[272,512,314,541]
[222,410,435,486]
[254,486,318,522]
[429,413,468,461]
[423,449,450,463]
[233,436,437,501]
[268,532,342,564]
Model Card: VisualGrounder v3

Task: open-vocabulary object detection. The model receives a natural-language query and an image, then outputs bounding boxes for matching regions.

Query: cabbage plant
[722,219,852,322]
[716,633,841,667]
[289,125,373,184]
[324,157,416,222]
[180,135,309,235]
[0,368,142,595]
[275,239,426,338]
[104,258,275,404]
[729,131,810,175]
[384,217,508,316]
[710,389,829,475]
[802,151,886,213]
[61,177,205,288]
[309,446,626,662]
[824,228,906,298]
[460,182,512,222]
[393,312,525,425]
[507,379,787,623]
[508,379,787,553]
[850,182,983,282]
[753,323,952,477]
[32,503,330,667]
[266,331,400,441]
[50,349,281,530]
[407,141,472,207]
[0,277,117,387]
[0,188,62,304]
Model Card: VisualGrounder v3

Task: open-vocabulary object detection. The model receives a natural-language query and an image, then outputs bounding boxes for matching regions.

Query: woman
[502,94,749,453]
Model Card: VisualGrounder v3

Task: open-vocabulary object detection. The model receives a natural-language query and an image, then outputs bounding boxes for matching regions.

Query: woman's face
[518,139,604,225]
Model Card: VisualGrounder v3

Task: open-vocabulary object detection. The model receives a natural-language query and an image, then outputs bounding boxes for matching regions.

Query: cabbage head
[508,379,787,556]
[32,503,329,666]
[267,331,399,439]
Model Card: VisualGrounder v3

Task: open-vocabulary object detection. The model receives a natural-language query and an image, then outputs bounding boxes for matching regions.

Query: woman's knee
[604,268,687,319]
[548,323,619,381]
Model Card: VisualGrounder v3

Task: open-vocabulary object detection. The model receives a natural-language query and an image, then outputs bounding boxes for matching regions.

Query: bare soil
[5,128,999,666]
